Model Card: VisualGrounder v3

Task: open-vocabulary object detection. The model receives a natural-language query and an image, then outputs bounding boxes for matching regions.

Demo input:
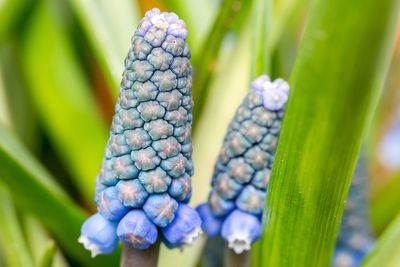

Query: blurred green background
[0,0,399,266]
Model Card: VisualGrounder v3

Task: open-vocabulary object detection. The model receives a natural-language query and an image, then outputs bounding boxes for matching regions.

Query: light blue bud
[168,174,191,202]
[152,137,181,159]
[113,154,139,179]
[133,81,158,102]
[117,210,158,250]
[208,190,235,216]
[137,101,166,122]
[235,185,266,215]
[116,179,148,208]
[151,70,177,91]
[79,213,119,257]
[143,119,174,140]
[148,48,174,71]
[162,204,202,248]
[161,154,187,178]
[97,187,129,221]
[124,128,151,150]
[196,203,223,237]
[139,167,171,193]
[221,210,261,254]
[131,147,160,171]
[143,193,178,227]
[227,158,254,184]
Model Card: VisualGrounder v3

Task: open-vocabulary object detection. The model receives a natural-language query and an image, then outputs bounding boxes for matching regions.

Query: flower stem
[224,246,250,267]
[120,241,160,267]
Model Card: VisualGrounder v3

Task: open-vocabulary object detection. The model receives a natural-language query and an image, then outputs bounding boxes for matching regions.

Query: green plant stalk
[192,0,252,127]
[258,0,400,266]
[68,0,140,97]
[250,0,272,78]
[0,184,35,267]
[21,0,108,203]
[0,126,119,267]
[360,211,400,267]
[371,174,400,234]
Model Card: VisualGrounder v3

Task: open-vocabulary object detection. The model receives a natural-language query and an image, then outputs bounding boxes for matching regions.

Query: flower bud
[79,213,119,257]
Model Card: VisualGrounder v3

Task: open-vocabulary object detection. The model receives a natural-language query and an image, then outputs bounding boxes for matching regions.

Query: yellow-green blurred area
[0,0,399,266]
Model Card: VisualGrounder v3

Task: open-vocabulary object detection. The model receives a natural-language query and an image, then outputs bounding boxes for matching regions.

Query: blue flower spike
[197,74,290,254]
[79,8,200,256]
[79,213,119,257]
[332,158,374,267]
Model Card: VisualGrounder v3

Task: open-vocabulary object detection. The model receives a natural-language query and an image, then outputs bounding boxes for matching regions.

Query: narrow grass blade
[251,0,271,77]
[371,174,400,234]
[0,126,119,266]
[258,0,400,266]
[0,184,35,267]
[20,0,108,203]
[68,0,140,95]
[38,241,56,267]
[361,212,400,267]
[192,0,252,127]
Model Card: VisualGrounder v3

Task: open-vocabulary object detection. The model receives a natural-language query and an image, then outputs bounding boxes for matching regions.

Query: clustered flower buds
[197,74,290,254]
[332,158,374,267]
[79,8,201,257]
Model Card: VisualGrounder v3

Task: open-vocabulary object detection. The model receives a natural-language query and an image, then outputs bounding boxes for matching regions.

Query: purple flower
[162,204,202,248]
[117,210,158,250]
[221,210,262,254]
[97,187,129,221]
[196,203,223,237]
[78,213,119,257]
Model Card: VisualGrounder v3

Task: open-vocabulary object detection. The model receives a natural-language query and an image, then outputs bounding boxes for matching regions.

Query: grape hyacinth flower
[79,8,201,256]
[197,74,290,254]
[332,158,374,267]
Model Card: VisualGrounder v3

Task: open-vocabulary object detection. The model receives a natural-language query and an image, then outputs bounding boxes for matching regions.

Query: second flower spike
[80,8,201,256]
[197,74,290,254]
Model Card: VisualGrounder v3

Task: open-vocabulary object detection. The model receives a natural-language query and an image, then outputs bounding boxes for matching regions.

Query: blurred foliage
[0,0,399,266]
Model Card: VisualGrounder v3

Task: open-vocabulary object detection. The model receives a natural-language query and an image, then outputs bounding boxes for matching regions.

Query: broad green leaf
[361,212,400,267]
[371,174,400,233]
[0,184,35,267]
[20,0,108,203]
[259,0,400,266]
[68,0,140,95]
[0,125,119,267]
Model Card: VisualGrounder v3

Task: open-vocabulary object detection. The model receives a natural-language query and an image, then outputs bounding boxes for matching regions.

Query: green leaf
[361,212,400,267]
[0,125,119,267]
[258,0,400,266]
[0,184,35,267]
[371,174,400,234]
[68,0,140,95]
[38,241,56,267]
[20,0,108,203]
